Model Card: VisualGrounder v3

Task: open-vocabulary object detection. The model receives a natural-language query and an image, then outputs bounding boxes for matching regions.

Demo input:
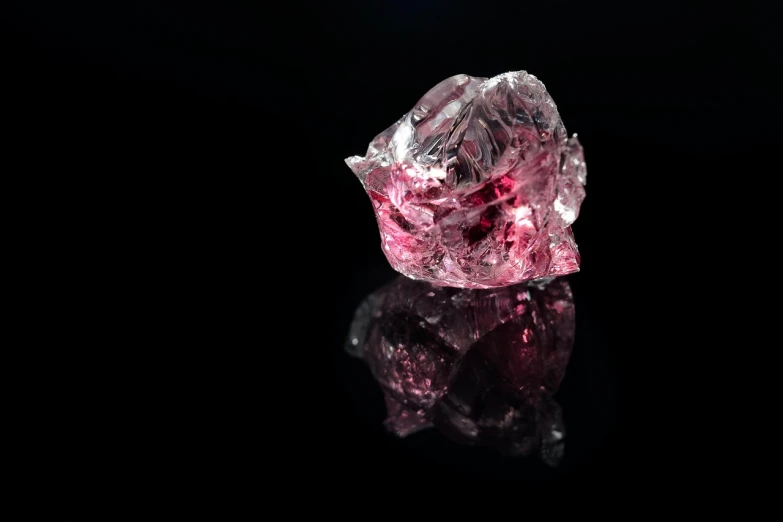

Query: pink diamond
[346,71,586,288]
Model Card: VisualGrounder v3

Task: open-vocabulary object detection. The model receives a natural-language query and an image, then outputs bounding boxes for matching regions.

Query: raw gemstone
[346,276,574,462]
[346,71,586,288]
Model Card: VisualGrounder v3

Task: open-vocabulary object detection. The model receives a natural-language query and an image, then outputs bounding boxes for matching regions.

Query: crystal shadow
[346,276,574,465]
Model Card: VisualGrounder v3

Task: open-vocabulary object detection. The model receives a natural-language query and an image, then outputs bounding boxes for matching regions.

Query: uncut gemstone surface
[346,276,574,462]
[346,71,586,288]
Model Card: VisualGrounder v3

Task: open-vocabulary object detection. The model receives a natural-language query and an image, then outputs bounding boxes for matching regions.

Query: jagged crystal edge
[346,71,586,289]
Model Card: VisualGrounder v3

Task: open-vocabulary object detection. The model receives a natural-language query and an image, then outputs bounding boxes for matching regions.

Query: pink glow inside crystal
[346,71,586,288]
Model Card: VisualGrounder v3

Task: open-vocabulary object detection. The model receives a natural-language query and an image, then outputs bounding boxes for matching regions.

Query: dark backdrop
[5,1,779,480]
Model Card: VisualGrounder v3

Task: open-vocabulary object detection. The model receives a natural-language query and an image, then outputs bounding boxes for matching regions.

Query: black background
[6,1,779,480]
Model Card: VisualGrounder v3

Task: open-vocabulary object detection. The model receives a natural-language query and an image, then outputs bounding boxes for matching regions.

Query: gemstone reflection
[346,276,575,464]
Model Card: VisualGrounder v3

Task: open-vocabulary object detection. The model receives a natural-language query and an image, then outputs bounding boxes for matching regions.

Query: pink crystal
[346,71,586,288]
[346,276,574,461]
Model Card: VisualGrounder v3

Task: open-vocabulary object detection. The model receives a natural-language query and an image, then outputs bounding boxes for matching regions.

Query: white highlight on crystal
[554,198,575,224]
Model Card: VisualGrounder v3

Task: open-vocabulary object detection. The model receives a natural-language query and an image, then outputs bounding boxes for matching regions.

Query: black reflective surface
[11,0,778,482]
[337,275,613,478]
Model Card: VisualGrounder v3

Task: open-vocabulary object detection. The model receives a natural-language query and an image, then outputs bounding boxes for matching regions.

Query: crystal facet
[346,71,586,288]
[346,276,574,462]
